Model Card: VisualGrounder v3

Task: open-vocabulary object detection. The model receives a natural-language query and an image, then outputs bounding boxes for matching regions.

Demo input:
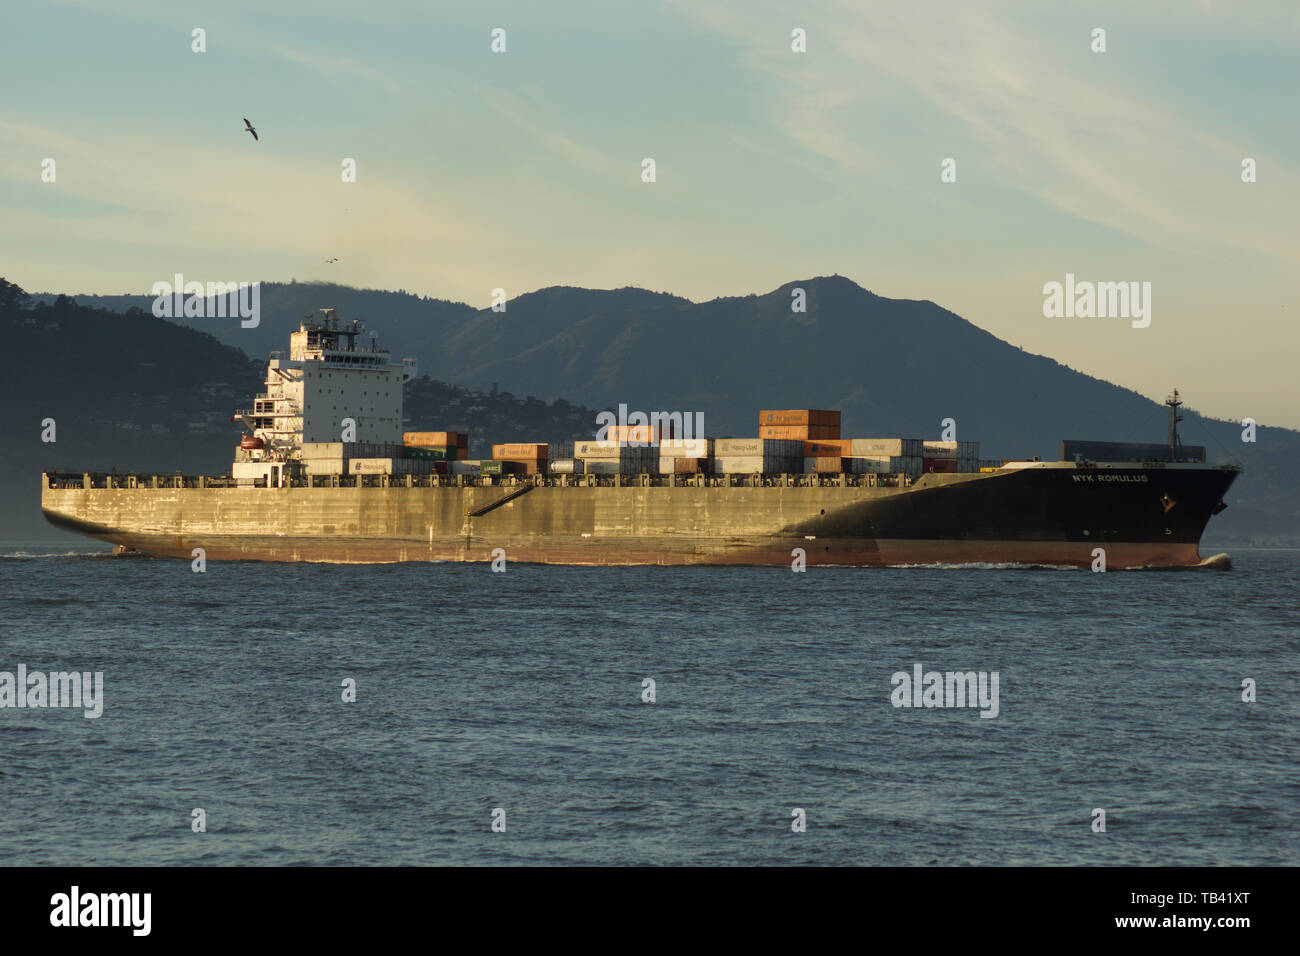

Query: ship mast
[1165,389,1183,462]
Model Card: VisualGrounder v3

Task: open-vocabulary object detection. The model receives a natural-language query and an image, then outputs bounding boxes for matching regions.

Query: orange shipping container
[813,457,849,473]
[758,409,842,428]
[405,431,463,447]
[493,443,549,460]
[760,424,841,440]
[673,458,707,474]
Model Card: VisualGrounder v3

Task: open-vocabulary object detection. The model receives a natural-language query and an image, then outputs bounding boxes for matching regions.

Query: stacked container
[712,438,802,474]
[923,440,980,472]
[842,438,923,476]
[492,443,548,475]
[573,440,657,475]
[757,409,842,442]
[657,437,714,474]
[404,431,469,461]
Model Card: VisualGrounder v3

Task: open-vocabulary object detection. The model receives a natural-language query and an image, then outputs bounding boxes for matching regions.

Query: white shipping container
[349,457,394,474]
[711,456,765,474]
[300,441,344,459]
[713,438,802,457]
[846,455,922,474]
[303,457,344,476]
[658,438,713,457]
[450,461,481,475]
[349,457,433,475]
[573,440,622,458]
[849,438,923,458]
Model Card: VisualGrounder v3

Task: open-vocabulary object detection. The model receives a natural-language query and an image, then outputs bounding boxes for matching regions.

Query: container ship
[41,310,1239,568]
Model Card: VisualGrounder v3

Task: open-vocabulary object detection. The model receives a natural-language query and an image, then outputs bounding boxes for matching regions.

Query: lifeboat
[240,435,264,450]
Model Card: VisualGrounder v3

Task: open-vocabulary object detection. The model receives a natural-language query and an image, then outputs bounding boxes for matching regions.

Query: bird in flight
[325,258,339,264]
[243,118,258,141]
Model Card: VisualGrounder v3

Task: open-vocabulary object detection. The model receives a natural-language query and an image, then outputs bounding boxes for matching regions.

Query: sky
[2,0,1297,427]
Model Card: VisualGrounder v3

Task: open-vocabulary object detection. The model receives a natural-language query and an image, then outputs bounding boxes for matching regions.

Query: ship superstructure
[229,309,415,486]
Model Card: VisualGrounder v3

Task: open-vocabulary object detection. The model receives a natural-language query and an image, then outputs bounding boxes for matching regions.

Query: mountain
[28,276,1300,545]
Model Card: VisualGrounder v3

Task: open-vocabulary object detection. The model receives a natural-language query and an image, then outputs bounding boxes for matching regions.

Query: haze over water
[1,546,1296,865]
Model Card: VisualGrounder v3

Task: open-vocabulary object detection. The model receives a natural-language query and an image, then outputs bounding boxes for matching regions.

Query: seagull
[243,118,258,141]
[325,257,339,264]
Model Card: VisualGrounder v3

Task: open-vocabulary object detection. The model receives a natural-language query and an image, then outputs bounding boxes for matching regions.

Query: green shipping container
[404,446,456,460]
[479,461,517,476]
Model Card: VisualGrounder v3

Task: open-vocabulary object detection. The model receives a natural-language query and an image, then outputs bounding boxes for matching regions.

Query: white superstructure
[232,309,416,486]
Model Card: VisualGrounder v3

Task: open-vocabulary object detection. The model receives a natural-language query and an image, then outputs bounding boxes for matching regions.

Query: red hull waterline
[70,531,1209,569]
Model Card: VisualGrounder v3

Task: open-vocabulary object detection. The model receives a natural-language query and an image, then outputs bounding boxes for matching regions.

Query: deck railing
[43,470,912,491]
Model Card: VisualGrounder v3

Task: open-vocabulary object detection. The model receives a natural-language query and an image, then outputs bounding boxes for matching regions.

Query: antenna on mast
[1165,389,1183,461]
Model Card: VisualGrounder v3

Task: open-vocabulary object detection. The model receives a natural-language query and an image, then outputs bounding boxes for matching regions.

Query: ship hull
[41,464,1238,568]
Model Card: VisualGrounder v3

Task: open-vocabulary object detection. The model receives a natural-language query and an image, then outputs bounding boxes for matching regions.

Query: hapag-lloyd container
[713,438,802,457]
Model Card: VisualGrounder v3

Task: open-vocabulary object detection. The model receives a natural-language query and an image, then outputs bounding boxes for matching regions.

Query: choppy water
[1,542,1296,865]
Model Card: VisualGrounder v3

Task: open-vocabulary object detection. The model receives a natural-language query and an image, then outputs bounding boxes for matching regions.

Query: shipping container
[302,458,343,476]
[922,457,958,473]
[674,458,706,474]
[658,438,713,458]
[493,443,548,460]
[758,409,841,427]
[348,458,434,476]
[547,458,584,475]
[803,439,852,457]
[449,461,481,475]
[713,438,803,457]
[847,438,923,458]
[581,459,653,476]
[847,455,923,475]
[712,455,801,474]
[300,441,344,459]
[573,440,623,459]
[759,423,841,440]
[711,456,766,474]
[603,424,660,444]
[403,446,457,461]
[404,431,464,448]
[802,456,849,474]
[479,460,518,476]
[921,440,979,460]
